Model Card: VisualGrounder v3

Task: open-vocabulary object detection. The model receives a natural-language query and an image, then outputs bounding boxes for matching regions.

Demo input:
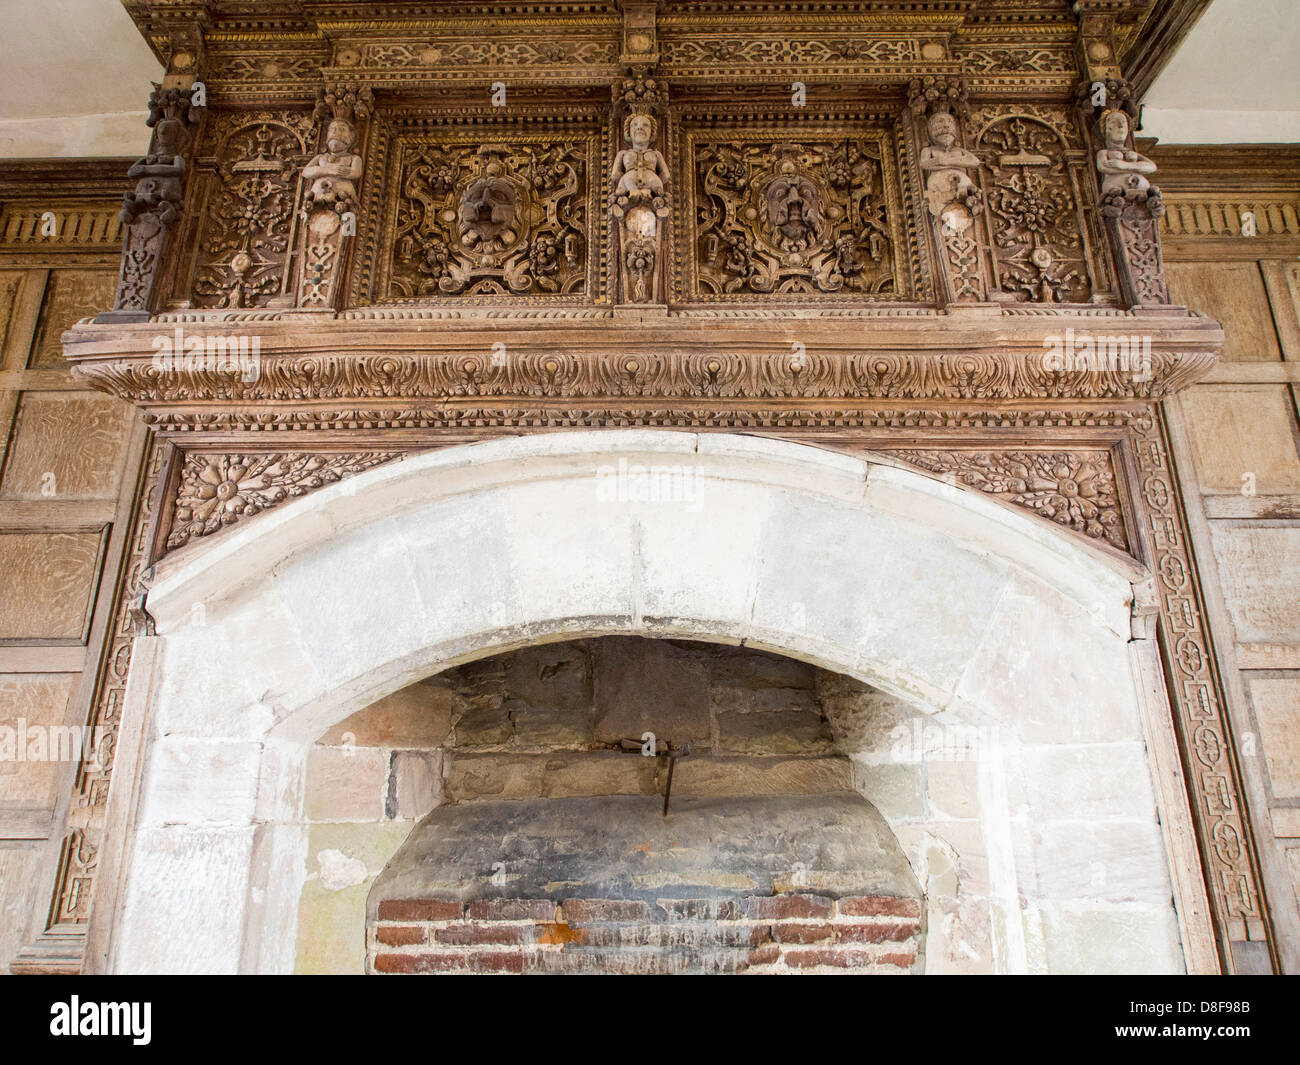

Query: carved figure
[610,112,670,218]
[1095,109,1158,208]
[301,119,363,215]
[764,166,823,252]
[919,111,981,218]
[121,116,188,226]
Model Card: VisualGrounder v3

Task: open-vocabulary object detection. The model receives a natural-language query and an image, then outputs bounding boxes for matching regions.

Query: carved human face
[153,117,185,155]
[1101,110,1129,149]
[326,120,354,155]
[628,114,654,149]
[927,112,958,150]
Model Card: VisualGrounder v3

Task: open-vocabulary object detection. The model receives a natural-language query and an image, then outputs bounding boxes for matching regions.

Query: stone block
[306,747,387,821]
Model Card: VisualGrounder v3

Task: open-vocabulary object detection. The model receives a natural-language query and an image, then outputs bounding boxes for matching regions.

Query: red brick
[836,920,921,944]
[876,952,917,970]
[782,947,877,969]
[375,950,525,974]
[836,896,921,918]
[657,899,744,922]
[466,899,557,922]
[747,944,781,966]
[744,894,832,920]
[377,899,463,922]
[434,923,534,946]
[375,924,427,946]
[561,899,652,923]
[772,922,833,943]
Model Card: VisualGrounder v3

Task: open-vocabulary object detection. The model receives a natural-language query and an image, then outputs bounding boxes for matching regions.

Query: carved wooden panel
[0,532,105,643]
[971,106,1098,303]
[29,271,118,369]
[0,394,133,501]
[185,110,317,309]
[0,271,21,354]
[366,123,602,304]
[681,127,907,301]
[166,451,400,550]
[879,449,1127,551]
[0,675,78,806]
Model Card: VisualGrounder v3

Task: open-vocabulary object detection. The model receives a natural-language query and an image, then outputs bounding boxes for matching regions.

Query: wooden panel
[0,674,78,806]
[0,531,105,642]
[1178,386,1300,495]
[1248,677,1300,802]
[0,271,21,352]
[0,392,133,500]
[28,270,118,370]
[1166,261,1282,362]
[0,842,47,973]
[1209,525,1300,646]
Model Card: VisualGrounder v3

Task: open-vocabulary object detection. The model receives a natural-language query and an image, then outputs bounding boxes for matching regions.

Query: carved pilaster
[292,83,374,310]
[907,77,991,305]
[98,85,202,321]
[610,74,671,308]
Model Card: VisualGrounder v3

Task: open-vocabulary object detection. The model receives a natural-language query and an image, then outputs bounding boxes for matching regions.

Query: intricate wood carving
[610,76,670,306]
[103,86,202,319]
[972,107,1095,304]
[188,111,316,309]
[880,449,1127,551]
[166,452,399,549]
[687,131,902,299]
[381,130,596,301]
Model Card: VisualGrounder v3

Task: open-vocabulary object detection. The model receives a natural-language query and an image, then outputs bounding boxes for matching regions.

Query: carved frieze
[187,111,316,309]
[685,130,904,300]
[378,131,598,301]
[166,452,400,549]
[881,449,1127,551]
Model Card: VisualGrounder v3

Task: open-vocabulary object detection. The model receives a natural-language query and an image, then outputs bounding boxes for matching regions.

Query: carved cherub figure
[301,119,363,215]
[919,111,981,218]
[1095,109,1158,206]
[610,112,671,218]
[121,116,188,226]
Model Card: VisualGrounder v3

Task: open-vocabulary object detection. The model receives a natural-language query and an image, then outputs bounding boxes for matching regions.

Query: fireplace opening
[297,635,934,973]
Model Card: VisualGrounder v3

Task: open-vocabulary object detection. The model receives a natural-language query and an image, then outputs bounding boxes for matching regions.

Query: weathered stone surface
[454,706,513,747]
[503,643,592,709]
[369,793,921,912]
[715,708,833,755]
[318,680,454,748]
[509,702,594,749]
[593,637,712,745]
[390,751,443,820]
[306,747,387,822]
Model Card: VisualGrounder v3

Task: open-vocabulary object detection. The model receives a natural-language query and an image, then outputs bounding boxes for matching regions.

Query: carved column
[98,83,202,322]
[906,77,991,306]
[290,83,374,309]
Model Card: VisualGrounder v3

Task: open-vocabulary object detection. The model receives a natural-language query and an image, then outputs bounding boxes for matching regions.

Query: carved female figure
[122,116,188,226]
[610,112,671,217]
[1095,109,1158,206]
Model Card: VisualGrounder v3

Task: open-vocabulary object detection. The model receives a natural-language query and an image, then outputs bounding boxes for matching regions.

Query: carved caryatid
[102,84,201,320]
[610,78,671,306]
[1092,105,1170,308]
[909,77,988,304]
[295,84,373,308]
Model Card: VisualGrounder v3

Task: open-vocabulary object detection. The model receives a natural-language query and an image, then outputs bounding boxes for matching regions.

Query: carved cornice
[61,310,1219,433]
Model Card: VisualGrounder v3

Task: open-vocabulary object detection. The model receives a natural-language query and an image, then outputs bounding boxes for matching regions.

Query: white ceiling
[0,0,1294,157]
[1142,0,1300,144]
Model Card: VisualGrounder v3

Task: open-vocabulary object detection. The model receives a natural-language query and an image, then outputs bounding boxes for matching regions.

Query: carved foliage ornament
[883,449,1126,550]
[691,134,900,298]
[167,452,399,548]
[387,137,592,299]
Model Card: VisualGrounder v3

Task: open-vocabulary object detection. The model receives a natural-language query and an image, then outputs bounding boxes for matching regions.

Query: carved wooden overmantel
[18,0,1278,976]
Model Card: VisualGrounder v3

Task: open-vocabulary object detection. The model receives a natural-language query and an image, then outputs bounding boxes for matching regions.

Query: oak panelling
[1166,261,1282,362]
[1178,386,1300,496]
[0,393,134,501]
[0,530,106,643]
[1208,525,1300,647]
[0,843,46,971]
[0,674,79,808]
[28,270,118,370]
[1247,677,1300,803]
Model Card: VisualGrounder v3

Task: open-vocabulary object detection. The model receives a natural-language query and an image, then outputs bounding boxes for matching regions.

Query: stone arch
[109,430,1184,973]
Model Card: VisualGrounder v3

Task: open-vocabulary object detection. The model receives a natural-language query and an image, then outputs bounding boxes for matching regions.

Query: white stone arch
[106,430,1199,974]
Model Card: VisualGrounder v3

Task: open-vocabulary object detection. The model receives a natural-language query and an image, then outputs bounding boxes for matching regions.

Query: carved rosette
[166,452,400,549]
[881,449,1127,550]
[105,85,202,319]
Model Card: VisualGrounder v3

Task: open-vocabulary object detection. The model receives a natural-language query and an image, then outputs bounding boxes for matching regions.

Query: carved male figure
[121,116,188,226]
[919,111,981,218]
[301,118,363,215]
